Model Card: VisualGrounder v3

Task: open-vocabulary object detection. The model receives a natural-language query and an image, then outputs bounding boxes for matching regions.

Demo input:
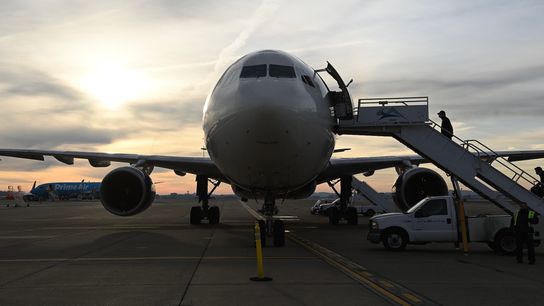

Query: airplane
[23,180,101,201]
[1,50,544,247]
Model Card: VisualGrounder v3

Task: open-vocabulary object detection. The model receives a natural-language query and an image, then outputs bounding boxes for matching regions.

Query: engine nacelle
[392,167,448,212]
[100,167,155,216]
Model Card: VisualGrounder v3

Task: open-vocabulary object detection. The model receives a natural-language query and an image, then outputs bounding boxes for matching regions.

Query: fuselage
[30,182,101,200]
[203,50,336,199]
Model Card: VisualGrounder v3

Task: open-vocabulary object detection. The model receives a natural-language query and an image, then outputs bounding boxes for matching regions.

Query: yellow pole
[451,176,469,253]
[255,222,265,278]
[250,221,272,281]
[457,199,469,253]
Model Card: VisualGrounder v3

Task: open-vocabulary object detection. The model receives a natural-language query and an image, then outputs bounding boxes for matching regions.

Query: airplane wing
[0,149,226,181]
[318,150,544,182]
[1,148,543,186]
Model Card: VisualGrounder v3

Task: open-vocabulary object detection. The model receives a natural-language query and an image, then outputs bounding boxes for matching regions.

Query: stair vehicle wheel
[273,220,285,247]
[346,207,358,225]
[190,206,203,225]
[494,230,516,255]
[328,206,339,225]
[208,206,220,224]
[364,209,376,217]
[383,228,408,251]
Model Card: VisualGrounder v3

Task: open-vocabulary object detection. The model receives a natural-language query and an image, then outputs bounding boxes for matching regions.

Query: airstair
[351,177,398,212]
[336,97,544,215]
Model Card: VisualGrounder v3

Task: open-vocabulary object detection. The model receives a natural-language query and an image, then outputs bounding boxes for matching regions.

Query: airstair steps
[351,177,398,213]
[337,97,544,215]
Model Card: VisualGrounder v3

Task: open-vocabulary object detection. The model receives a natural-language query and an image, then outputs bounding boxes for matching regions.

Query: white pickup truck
[367,196,540,253]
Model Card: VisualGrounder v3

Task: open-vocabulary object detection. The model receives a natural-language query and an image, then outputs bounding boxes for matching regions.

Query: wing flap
[54,155,74,165]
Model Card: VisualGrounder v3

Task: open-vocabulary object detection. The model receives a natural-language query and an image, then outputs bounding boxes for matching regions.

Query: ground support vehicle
[367,196,540,253]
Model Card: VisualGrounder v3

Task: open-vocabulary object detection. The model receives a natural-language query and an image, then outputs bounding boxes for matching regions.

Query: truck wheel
[383,229,408,251]
[328,207,339,225]
[494,230,516,255]
[487,242,497,251]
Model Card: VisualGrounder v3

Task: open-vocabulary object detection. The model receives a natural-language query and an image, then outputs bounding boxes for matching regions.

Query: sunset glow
[1,1,543,195]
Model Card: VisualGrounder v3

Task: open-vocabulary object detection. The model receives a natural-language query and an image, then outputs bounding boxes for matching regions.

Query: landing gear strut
[327,176,358,225]
[190,175,221,225]
[261,195,285,247]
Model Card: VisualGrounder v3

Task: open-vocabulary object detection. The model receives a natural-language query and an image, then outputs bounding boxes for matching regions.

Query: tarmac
[0,198,542,306]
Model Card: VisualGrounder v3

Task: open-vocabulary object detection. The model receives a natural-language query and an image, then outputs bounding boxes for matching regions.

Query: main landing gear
[259,195,285,247]
[190,175,221,225]
[327,176,358,225]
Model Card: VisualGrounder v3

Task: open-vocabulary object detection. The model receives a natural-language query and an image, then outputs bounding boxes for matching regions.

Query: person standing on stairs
[438,110,453,139]
[530,166,544,197]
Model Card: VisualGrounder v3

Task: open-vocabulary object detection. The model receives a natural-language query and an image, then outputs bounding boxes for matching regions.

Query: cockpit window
[301,75,315,87]
[269,64,296,78]
[240,64,267,78]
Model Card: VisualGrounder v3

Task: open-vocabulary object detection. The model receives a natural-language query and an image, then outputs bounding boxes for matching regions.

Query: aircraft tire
[273,220,285,247]
[328,207,339,225]
[209,206,220,224]
[346,207,358,225]
[258,220,266,247]
[190,206,203,225]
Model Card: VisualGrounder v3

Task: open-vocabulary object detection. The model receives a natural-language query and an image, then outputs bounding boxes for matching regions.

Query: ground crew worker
[530,166,544,197]
[511,203,538,264]
[437,110,453,139]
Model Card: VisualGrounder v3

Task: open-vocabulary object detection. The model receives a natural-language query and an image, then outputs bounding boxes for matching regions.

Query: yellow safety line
[288,233,422,306]
[403,293,423,303]
[240,201,428,305]
[239,201,265,221]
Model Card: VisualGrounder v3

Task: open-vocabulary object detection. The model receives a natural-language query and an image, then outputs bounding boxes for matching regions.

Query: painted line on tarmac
[239,201,265,221]
[0,256,318,263]
[287,233,438,306]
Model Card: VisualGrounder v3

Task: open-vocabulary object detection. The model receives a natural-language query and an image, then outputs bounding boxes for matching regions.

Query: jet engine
[100,167,155,216]
[392,167,448,212]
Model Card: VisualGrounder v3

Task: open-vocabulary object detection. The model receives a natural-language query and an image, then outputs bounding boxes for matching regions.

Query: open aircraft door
[315,62,354,120]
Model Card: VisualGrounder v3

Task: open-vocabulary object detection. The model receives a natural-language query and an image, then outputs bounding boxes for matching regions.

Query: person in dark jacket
[511,203,539,264]
[438,110,453,139]
[530,166,544,197]
[535,167,544,184]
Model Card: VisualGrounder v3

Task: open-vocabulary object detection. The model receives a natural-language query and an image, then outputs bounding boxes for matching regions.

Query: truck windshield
[406,198,435,214]
[413,199,448,217]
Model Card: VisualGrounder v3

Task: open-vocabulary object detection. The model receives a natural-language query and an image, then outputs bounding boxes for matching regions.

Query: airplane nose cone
[205,90,334,192]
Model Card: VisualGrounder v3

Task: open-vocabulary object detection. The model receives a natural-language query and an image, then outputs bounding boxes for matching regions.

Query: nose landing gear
[190,175,221,225]
[261,195,285,247]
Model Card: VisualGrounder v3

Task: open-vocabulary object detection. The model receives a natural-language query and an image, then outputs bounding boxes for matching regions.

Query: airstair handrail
[428,119,540,187]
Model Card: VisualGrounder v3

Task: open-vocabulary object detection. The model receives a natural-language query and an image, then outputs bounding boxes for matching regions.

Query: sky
[0,0,543,195]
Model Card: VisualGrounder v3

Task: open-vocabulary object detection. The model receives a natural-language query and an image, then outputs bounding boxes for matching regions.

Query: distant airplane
[24,180,100,201]
[1,50,544,246]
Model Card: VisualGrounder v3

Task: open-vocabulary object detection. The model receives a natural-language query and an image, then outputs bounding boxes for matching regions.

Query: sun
[79,64,148,109]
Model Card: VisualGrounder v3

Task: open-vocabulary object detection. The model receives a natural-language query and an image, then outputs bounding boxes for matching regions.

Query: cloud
[0,63,90,111]
[127,99,204,131]
[0,126,126,148]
